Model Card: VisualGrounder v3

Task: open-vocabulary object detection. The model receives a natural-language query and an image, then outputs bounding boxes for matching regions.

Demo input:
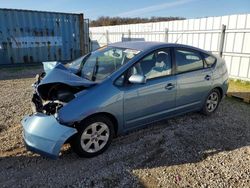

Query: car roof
[109,41,211,54]
[109,41,165,51]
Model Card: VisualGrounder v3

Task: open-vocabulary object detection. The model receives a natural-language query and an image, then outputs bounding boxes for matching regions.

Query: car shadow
[0,98,249,187]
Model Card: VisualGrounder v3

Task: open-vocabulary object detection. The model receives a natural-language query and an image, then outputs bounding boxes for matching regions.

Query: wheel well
[214,87,223,98]
[81,112,119,136]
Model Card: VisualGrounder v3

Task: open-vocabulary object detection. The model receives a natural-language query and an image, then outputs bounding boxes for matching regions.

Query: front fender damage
[21,113,77,159]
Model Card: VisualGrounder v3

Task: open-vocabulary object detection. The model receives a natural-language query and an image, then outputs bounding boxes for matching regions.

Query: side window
[175,49,204,73]
[128,49,172,80]
[203,53,216,67]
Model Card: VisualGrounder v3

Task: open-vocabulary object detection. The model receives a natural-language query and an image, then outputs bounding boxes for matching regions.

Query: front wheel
[70,116,114,158]
[201,89,221,115]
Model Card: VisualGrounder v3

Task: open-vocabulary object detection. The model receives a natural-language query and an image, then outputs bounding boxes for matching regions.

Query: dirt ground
[0,68,249,187]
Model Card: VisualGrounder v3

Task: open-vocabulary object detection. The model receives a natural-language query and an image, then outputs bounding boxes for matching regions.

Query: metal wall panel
[0,8,89,64]
[90,14,250,81]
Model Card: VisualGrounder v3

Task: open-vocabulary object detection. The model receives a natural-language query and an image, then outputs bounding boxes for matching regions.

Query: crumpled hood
[39,62,95,87]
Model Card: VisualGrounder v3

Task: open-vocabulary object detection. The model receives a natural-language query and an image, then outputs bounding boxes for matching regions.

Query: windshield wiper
[91,57,99,81]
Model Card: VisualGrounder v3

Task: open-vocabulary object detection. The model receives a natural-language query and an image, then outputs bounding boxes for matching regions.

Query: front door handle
[165,83,175,90]
[205,75,211,80]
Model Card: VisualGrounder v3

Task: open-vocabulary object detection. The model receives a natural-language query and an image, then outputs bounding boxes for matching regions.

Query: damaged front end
[31,75,82,115]
[22,113,77,159]
[31,62,94,115]
[22,61,95,158]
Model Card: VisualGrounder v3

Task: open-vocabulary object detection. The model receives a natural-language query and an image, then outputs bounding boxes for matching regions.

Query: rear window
[175,49,204,73]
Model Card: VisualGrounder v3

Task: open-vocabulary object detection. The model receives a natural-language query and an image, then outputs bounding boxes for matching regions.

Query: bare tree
[90,16,185,27]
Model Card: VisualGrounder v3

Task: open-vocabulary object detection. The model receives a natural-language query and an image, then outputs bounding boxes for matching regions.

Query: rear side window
[203,54,216,67]
[175,49,204,73]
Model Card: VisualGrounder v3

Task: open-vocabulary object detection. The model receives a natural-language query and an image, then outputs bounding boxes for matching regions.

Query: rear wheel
[71,116,114,158]
[201,88,221,115]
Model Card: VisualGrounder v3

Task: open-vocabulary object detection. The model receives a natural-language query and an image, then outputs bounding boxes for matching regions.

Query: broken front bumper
[21,113,77,159]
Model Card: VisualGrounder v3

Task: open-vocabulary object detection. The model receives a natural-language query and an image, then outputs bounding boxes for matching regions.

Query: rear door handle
[165,83,175,90]
[205,75,211,80]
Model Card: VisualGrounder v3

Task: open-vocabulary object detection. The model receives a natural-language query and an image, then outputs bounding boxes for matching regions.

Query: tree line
[90,16,185,27]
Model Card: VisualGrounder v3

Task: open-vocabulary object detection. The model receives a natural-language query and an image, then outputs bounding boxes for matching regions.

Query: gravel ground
[0,68,249,188]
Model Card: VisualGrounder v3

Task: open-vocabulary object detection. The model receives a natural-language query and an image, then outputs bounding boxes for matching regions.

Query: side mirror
[128,74,146,84]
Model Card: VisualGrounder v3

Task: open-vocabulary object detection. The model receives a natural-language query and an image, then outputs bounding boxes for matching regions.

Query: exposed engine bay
[32,72,87,115]
[30,60,97,115]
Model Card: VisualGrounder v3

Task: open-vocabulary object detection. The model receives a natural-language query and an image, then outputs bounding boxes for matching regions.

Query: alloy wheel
[206,92,219,112]
[80,122,110,153]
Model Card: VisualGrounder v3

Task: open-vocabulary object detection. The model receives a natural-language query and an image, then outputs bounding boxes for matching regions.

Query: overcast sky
[0,0,249,20]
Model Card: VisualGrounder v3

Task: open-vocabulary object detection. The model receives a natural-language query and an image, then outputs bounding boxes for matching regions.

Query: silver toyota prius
[21,41,229,159]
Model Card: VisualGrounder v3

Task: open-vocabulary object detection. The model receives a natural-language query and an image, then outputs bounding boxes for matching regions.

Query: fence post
[219,24,226,57]
[128,29,131,41]
[106,30,109,45]
[164,28,169,43]
[121,32,124,42]
[89,31,92,51]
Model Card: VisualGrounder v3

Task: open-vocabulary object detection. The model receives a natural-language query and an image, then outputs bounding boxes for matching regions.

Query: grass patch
[228,79,250,102]
[228,79,250,93]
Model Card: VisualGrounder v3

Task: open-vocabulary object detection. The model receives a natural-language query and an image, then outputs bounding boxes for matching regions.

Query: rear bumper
[21,113,77,159]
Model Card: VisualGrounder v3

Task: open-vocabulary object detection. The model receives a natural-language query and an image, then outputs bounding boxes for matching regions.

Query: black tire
[201,88,221,115]
[70,115,114,158]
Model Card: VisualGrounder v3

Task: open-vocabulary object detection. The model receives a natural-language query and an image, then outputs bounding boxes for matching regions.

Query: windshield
[79,46,140,81]
[65,56,85,73]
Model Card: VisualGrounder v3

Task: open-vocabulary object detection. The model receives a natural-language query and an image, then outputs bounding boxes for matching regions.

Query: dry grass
[228,79,250,102]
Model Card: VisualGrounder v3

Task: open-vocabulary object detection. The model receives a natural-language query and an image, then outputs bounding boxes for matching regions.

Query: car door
[123,48,177,129]
[174,48,213,112]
